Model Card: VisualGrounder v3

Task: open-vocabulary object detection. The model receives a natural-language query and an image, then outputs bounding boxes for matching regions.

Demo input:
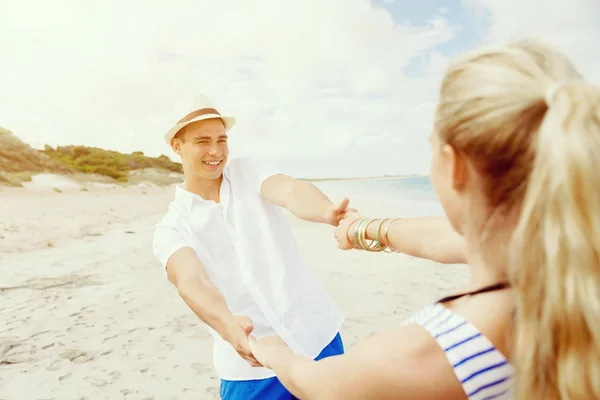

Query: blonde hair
[435,38,600,399]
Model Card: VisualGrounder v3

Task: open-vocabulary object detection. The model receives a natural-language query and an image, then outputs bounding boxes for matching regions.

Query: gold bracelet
[346,218,361,249]
[360,218,383,252]
[357,218,370,250]
[377,218,391,252]
[353,218,369,250]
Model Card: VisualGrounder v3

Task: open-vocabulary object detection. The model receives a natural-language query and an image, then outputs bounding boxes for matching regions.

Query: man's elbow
[167,263,198,288]
[172,273,207,303]
[261,174,297,208]
[283,180,313,207]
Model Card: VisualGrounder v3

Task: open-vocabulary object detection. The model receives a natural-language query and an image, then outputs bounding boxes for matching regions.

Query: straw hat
[164,94,236,144]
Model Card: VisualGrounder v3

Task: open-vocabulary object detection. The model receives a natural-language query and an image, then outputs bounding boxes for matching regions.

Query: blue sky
[1,0,598,179]
[383,0,487,77]
[269,0,493,178]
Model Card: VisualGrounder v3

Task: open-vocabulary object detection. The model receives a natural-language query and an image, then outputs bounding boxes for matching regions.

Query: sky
[1,0,599,178]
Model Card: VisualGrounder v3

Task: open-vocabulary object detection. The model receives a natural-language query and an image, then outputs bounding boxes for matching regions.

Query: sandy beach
[0,178,469,400]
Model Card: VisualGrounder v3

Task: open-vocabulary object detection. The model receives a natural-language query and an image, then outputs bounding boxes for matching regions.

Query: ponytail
[510,81,600,400]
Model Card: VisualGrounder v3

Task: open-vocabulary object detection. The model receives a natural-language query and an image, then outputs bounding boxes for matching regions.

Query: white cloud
[0,0,457,177]
[466,0,600,83]
[1,0,596,179]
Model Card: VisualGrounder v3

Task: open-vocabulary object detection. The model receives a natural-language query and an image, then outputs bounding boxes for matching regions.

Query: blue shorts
[219,332,344,400]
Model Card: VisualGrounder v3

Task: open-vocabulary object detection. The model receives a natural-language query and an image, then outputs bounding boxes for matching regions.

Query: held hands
[222,315,262,367]
[334,211,363,250]
[324,197,358,226]
[248,334,290,370]
[334,214,397,252]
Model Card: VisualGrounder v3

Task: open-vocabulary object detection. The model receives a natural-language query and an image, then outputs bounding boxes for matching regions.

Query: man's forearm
[351,216,467,264]
[283,181,332,224]
[177,278,234,336]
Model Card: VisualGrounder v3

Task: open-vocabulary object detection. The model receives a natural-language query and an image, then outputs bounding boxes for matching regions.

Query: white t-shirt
[153,156,344,380]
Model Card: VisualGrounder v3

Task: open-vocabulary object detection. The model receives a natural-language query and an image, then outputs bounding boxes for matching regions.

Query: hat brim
[164,114,236,144]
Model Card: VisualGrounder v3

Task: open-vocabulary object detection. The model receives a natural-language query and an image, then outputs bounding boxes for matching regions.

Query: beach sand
[0,179,468,400]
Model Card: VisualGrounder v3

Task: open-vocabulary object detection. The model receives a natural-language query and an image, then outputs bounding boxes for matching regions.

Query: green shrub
[41,145,182,182]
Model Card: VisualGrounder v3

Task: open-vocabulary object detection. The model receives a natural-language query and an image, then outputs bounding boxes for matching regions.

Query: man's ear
[170,138,182,155]
[441,143,468,191]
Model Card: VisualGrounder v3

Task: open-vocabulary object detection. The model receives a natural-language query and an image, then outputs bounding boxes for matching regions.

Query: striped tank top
[402,304,514,400]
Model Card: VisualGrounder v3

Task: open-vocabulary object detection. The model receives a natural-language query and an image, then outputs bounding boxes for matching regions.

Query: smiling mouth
[203,160,222,168]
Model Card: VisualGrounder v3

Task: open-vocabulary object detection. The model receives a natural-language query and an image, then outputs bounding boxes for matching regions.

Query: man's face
[171,118,229,181]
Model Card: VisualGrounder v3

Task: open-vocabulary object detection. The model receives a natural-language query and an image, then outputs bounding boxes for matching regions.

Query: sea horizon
[303,174,428,182]
[310,175,444,218]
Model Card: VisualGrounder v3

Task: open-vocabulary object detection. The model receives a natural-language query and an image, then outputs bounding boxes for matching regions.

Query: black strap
[437,281,511,304]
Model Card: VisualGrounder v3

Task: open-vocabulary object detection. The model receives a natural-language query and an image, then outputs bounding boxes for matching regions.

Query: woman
[249,38,600,400]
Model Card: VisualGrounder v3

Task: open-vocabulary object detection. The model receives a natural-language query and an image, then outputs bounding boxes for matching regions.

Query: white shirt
[153,156,344,380]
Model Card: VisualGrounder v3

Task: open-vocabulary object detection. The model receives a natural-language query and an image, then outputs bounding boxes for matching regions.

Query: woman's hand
[334,212,363,250]
[248,335,291,369]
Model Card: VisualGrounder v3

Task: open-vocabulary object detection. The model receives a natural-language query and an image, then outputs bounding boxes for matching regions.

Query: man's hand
[261,175,356,226]
[324,198,355,226]
[248,334,291,370]
[221,315,262,367]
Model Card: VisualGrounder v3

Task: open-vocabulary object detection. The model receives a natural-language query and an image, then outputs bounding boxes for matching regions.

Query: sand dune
[0,180,468,400]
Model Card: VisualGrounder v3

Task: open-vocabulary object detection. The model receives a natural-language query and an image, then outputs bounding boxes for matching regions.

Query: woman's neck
[463,223,512,291]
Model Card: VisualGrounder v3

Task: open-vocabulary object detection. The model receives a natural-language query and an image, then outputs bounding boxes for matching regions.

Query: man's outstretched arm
[154,228,260,366]
[260,174,349,226]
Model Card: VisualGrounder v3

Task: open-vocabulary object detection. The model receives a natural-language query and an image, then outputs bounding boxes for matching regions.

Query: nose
[208,145,220,156]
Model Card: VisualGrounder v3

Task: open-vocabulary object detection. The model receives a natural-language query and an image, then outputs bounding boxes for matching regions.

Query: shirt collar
[175,164,231,210]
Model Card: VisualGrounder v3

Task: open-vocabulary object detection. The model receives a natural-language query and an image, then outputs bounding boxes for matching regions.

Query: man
[153,94,349,399]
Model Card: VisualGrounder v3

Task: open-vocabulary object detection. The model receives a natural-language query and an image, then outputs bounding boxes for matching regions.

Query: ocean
[312,176,446,218]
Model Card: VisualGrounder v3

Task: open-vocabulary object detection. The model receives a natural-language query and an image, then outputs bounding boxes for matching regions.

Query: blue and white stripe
[403,304,514,400]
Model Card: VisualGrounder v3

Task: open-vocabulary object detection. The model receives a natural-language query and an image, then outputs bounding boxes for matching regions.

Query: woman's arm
[336,216,467,264]
[249,325,466,400]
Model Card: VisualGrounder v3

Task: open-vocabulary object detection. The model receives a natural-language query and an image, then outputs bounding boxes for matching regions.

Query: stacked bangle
[347,217,400,252]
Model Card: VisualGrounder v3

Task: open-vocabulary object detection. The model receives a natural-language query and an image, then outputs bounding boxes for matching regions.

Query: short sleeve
[153,223,188,269]
[247,157,282,193]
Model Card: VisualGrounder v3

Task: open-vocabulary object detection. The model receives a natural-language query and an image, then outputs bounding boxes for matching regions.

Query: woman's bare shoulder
[450,291,515,359]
